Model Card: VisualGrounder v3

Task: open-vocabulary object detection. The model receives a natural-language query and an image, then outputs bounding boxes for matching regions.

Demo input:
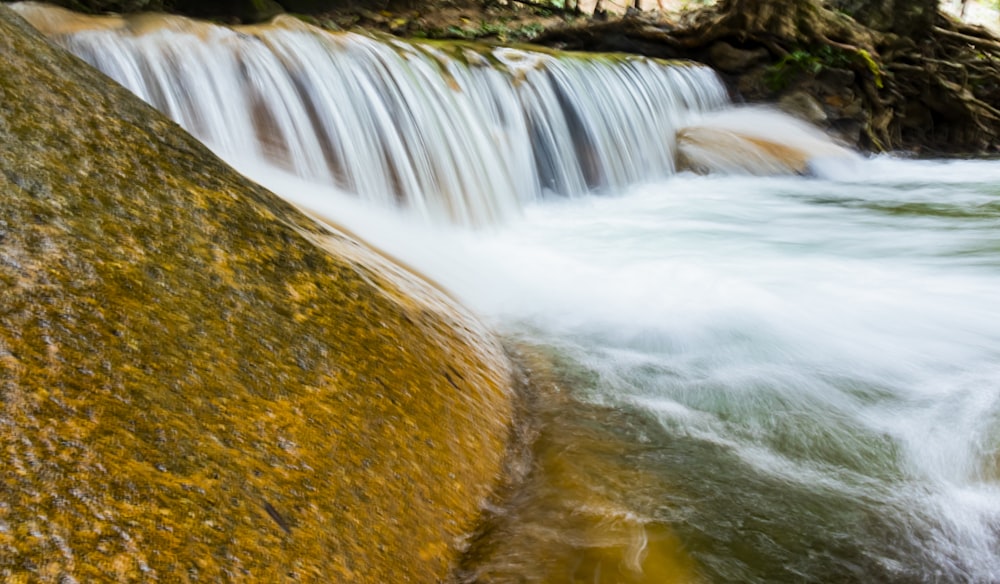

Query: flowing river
[14,3,1000,582]
[251,156,1000,584]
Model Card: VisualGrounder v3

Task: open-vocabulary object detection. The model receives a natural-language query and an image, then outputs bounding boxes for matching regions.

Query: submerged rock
[0,5,513,582]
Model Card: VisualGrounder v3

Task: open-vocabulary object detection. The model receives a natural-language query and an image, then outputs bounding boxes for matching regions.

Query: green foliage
[513,21,545,39]
[855,48,883,88]
[766,48,827,90]
[765,45,880,91]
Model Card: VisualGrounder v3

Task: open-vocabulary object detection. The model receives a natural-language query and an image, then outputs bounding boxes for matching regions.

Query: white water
[12,2,725,226]
[18,4,1000,580]
[252,158,1000,582]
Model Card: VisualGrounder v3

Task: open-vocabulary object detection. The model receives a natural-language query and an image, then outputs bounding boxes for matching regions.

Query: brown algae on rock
[0,5,514,582]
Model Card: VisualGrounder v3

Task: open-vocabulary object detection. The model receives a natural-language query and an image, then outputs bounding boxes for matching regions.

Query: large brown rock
[0,5,513,582]
[676,109,856,176]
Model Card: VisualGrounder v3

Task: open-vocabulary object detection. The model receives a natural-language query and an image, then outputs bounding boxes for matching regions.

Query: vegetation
[423,19,547,41]
[765,46,855,89]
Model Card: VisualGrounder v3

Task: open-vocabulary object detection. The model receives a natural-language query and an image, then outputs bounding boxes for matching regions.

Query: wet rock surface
[0,6,514,582]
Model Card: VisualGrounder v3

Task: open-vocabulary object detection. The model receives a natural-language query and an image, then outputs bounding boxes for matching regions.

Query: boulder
[676,108,856,176]
[0,6,513,582]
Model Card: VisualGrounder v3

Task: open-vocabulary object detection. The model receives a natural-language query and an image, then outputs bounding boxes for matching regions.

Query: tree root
[533,2,1000,154]
[933,26,1000,53]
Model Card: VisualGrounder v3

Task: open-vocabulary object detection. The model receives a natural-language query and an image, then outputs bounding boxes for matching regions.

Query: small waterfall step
[12,2,729,225]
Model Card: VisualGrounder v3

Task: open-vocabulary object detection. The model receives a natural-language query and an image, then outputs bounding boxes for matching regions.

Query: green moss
[0,6,514,582]
[765,44,864,91]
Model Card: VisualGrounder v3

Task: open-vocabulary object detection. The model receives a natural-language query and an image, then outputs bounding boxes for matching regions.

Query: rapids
[13,3,1000,582]
[245,158,1000,584]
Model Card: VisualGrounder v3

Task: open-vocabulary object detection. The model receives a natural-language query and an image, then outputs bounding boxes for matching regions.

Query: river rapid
[248,157,1000,583]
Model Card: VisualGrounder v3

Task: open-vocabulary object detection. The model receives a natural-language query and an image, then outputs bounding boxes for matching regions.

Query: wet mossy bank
[0,5,516,582]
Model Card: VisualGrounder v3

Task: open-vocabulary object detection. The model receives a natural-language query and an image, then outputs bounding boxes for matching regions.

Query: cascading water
[13,2,726,225]
[15,3,1000,583]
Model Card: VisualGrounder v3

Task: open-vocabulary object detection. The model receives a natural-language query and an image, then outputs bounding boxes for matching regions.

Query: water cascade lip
[11,1,730,227]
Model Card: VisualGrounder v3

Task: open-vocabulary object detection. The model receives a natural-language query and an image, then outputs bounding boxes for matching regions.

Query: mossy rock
[0,5,513,582]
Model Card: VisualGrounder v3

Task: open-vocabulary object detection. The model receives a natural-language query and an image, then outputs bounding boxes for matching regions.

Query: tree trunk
[828,0,939,36]
[719,0,940,39]
[704,0,874,51]
[716,0,824,41]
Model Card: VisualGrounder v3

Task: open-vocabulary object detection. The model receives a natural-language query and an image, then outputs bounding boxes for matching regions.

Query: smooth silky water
[15,4,1000,582]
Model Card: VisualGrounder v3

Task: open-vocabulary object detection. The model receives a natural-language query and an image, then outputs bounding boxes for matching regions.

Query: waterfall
[12,2,728,225]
